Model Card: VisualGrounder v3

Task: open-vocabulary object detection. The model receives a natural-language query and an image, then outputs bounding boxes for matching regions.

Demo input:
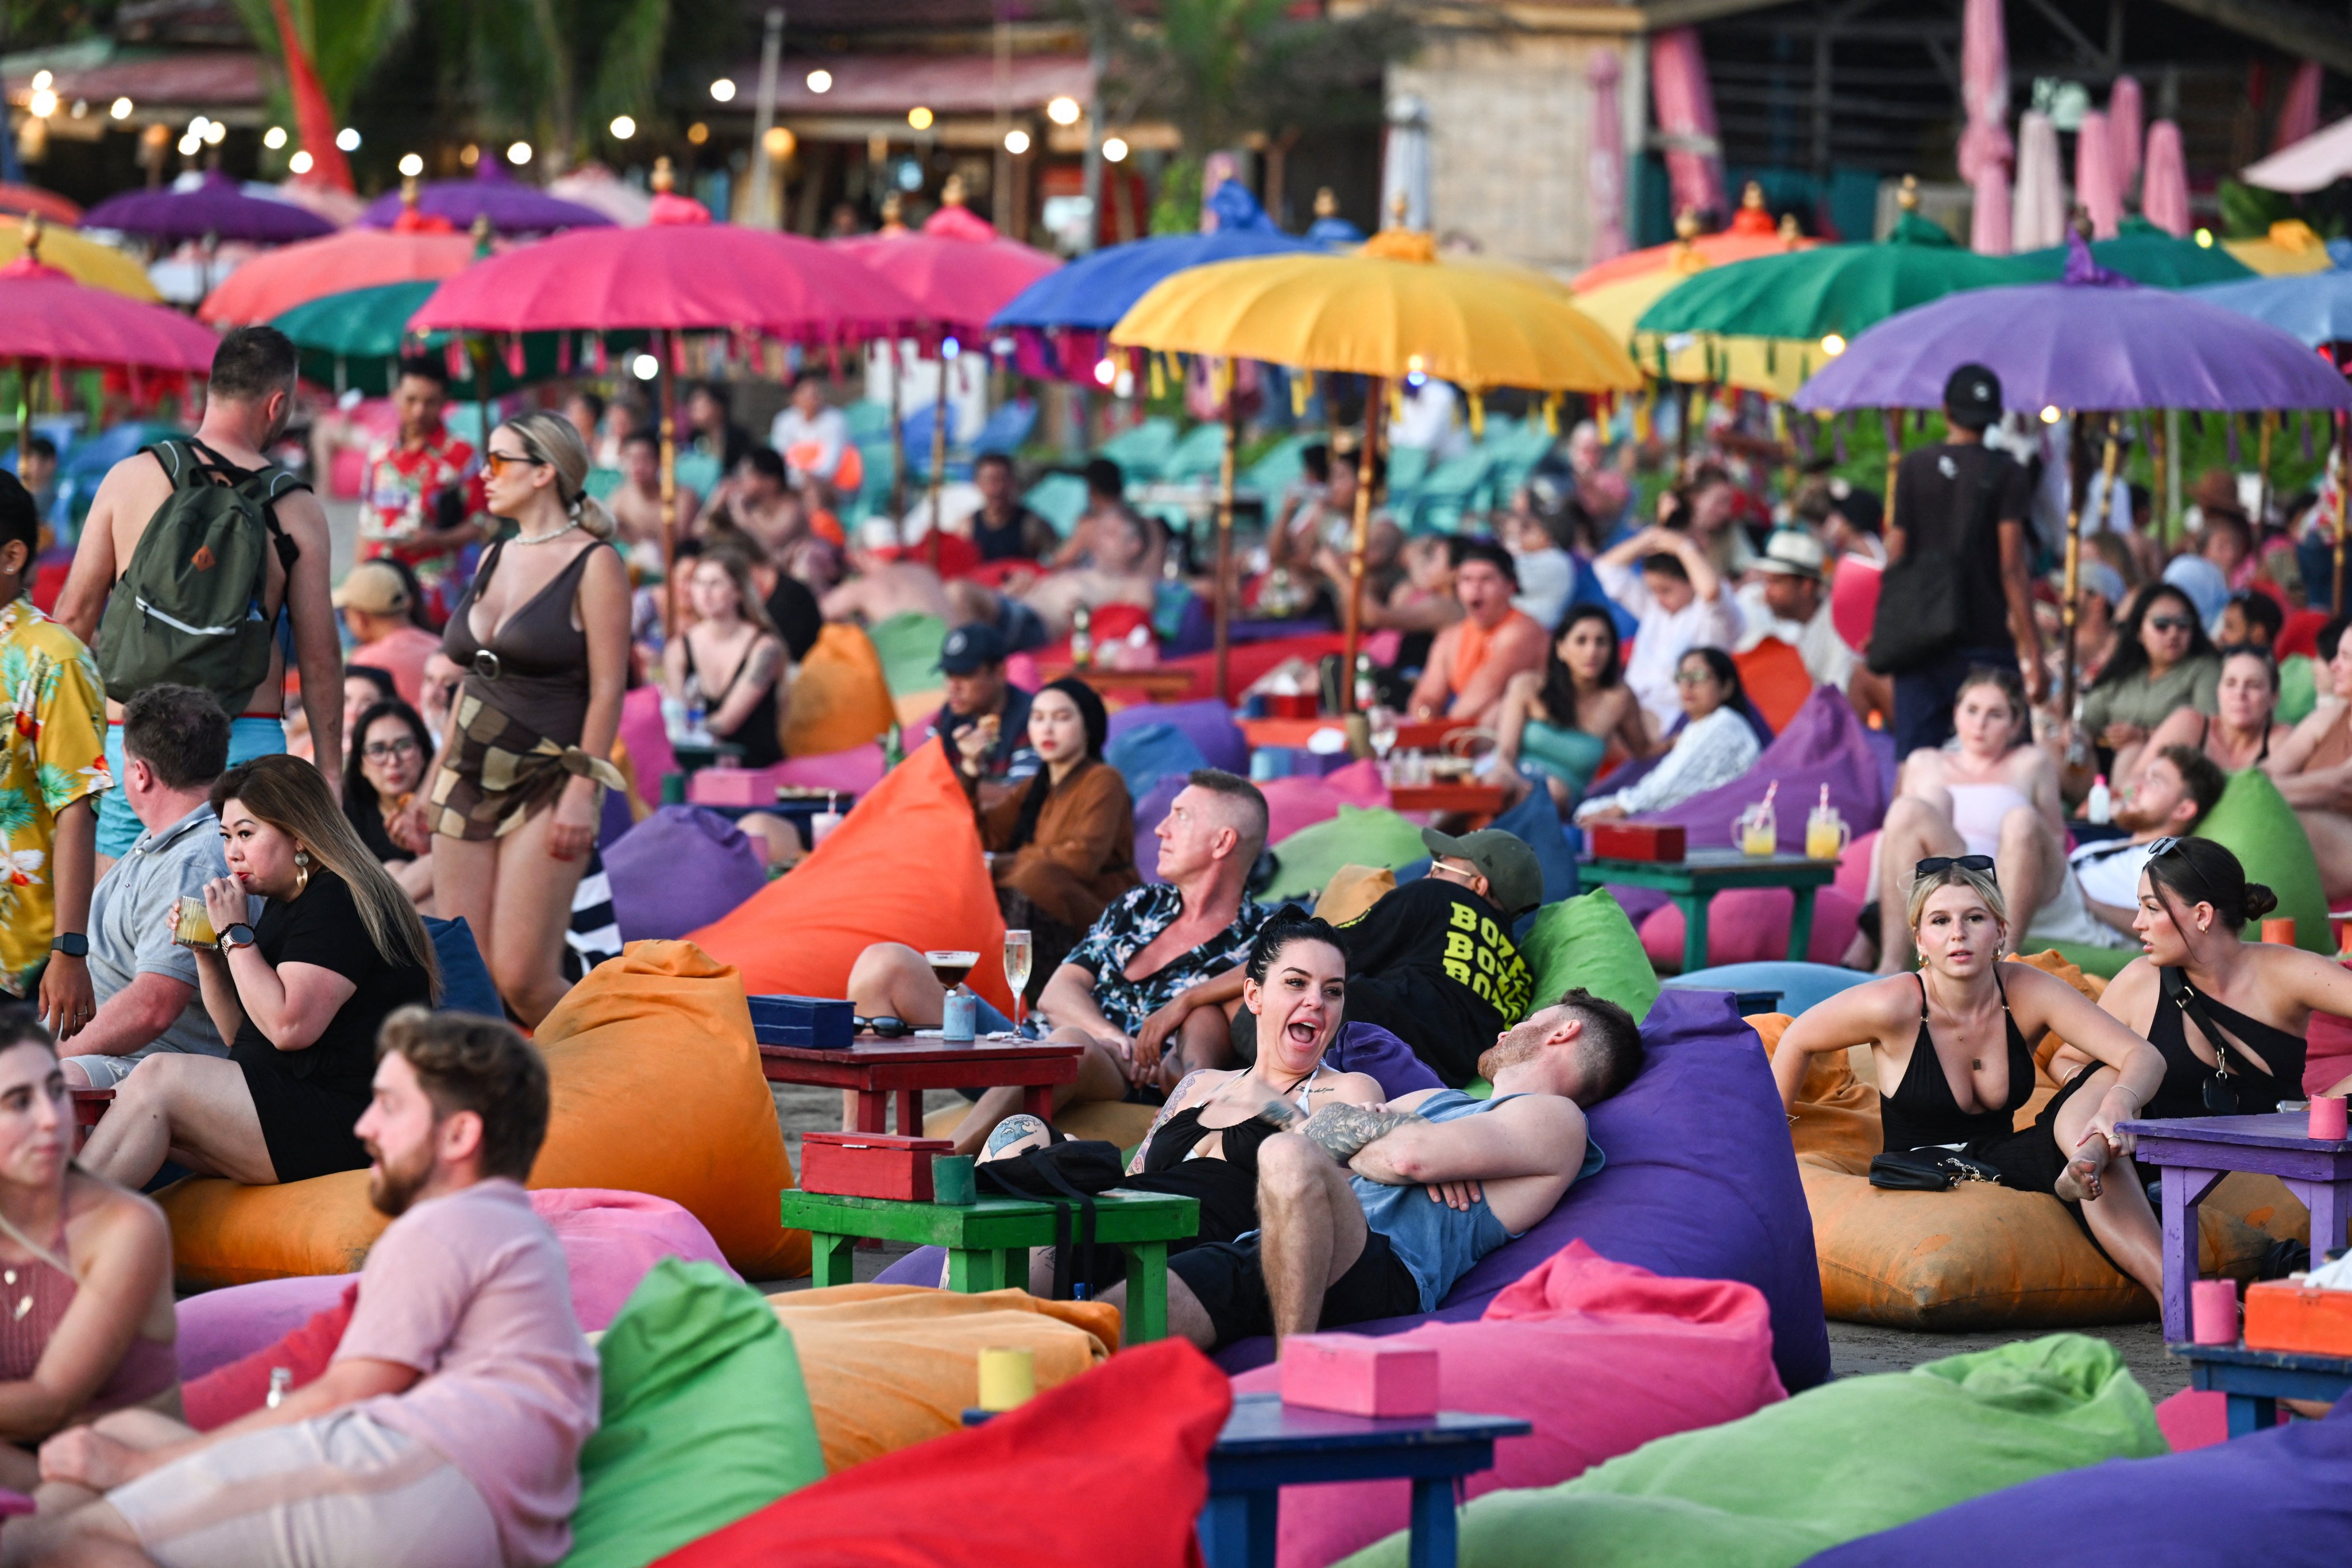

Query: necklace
[515,519,581,546]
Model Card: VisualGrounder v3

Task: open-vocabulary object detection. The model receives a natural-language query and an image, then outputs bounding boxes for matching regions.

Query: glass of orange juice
[174,894,218,949]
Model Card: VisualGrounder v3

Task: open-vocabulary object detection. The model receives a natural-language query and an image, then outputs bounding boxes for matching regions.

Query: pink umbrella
[2242,114,2352,194]
[1957,0,2012,187]
[2144,120,2191,235]
[2109,77,2145,198]
[1650,27,1726,222]
[0,256,219,370]
[1971,163,2013,256]
[2076,109,2121,238]
[2276,61,2323,153]
[1586,50,1629,266]
[2013,110,2067,252]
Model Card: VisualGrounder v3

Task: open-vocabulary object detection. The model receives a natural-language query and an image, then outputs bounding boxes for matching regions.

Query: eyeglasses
[362,736,419,762]
[482,450,547,478]
[2146,616,2196,634]
[1673,669,1717,686]
[1914,854,1995,877]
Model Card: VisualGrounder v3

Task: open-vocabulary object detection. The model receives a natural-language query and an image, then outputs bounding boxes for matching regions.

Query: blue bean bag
[1664,961,1876,1017]
[426,917,501,1017]
[1801,1389,2352,1568]
[1131,774,1186,885]
[1106,698,1248,775]
[1106,722,1208,805]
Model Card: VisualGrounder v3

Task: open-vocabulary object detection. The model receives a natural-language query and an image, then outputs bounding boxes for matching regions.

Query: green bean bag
[561,1258,825,1568]
[1517,888,1660,1022]
[1337,1334,2164,1568]
[866,612,950,702]
[1266,805,1433,903]
[2278,653,2318,727]
[2191,767,2331,952]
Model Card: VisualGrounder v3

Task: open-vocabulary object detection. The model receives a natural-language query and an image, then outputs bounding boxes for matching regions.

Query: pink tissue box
[686,768,776,808]
[1279,1334,1439,1418]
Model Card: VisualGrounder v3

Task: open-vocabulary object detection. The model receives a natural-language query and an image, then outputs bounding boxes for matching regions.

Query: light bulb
[686,122,709,145]
[710,78,736,103]
[1003,128,1030,155]
[1102,136,1129,163]
[28,89,56,119]
[288,150,314,174]
[631,353,659,380]
[907,106,933,130]
[177,134,200,156]
[1821,333,1846,356]
[30,71,51,90]
[2040,405,2063,424]
[335,127,360,151]
[110,98,134,120]
[609,115,635,140]
[507,141,532,166]
[1046,95,1080,126]
[806,69,832,94]
[203,119,226,145]
[262,125,287,148]
[398,153,423,177]
[1092,357,1118,388]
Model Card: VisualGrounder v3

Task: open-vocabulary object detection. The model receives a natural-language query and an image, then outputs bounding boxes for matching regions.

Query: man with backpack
[56,327,342,870]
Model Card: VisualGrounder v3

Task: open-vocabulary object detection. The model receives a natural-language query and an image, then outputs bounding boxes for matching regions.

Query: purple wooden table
[2119,1111,2352,1343]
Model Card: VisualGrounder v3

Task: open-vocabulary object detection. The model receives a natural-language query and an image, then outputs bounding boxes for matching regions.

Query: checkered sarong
[427,690,624,842]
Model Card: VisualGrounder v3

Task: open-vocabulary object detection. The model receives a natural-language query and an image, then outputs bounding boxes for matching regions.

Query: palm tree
[227,0,420,121]
[434,0,673,171]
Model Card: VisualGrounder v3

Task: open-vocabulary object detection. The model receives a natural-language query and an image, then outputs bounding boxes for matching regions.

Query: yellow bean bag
[768,1284,1115,1472]
[163,941,810,1287]
[780,622,899,759]
[1316,863,1399,926]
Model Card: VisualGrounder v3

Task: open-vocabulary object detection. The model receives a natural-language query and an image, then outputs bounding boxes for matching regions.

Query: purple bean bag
[1133,774,1185,885]
[875,988,1831,1395]
[1800,1391,2352,1568]
[1107,698,1249,775]
[1327,1021,1445,1098]
[603,805,771,942]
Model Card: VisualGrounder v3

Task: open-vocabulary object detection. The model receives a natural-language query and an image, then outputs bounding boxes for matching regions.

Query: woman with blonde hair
[664,546,788,769]
[399,410,629,1025]
[81,755,439,1191]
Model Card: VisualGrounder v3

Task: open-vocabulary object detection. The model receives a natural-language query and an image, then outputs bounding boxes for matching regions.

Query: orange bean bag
[780,622,899,759]
[162,941,809,1286]
[689,739,1015,1015]
[1733,635,1816,735]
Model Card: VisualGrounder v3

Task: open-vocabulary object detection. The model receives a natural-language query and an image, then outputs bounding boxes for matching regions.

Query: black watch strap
[222,924,258,951]
[50,932,87,959]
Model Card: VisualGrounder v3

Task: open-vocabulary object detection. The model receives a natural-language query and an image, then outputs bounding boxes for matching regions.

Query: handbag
[1864,451,2000,675]
[2163,967,2287,1116]
[975,1140,1127,1300]
[1868,1148,2003,1191]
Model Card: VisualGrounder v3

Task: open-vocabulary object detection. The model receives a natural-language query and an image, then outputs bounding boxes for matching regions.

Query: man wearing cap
[1737,527,1853,693]
[926,622,1038,788]
[1876,363,2041,755]
[334,561,441,710]
[1408,541,1548,726]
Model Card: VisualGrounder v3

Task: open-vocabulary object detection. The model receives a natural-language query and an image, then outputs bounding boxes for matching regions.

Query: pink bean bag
[2303,994,2352,1096]
[2156,1388,2234,1453]
[1837,829,1877,902]
[1832,553,1881,654]
[685,746,888,808]
[1229,1243,1786,1568]
[619,683,681,792]
[173,1188,736,1377]
[1639,884,1863,970]
[1258,759,1391,846]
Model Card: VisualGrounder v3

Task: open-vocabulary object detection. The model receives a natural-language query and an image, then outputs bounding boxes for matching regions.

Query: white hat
[1752,528,1827,581]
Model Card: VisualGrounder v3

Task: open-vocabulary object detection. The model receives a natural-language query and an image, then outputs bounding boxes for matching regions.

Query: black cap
[1942,363,2002,431]
[937,622,1009,675]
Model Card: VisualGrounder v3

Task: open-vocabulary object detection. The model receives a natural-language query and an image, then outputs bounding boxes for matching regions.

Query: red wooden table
[1033,665,1199,704]
[1389,782,1511,827]
[1238,717,1470,752]
[71,1088,113,1150]
[758,1036,1084,1136]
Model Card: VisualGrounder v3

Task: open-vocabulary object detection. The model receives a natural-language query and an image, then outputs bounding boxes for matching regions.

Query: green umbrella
[2018,216,2257,288]
[269,280,636,397]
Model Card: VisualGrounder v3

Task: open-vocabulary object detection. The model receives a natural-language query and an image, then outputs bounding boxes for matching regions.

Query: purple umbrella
[84,170,337,246]
[358,163,611,236]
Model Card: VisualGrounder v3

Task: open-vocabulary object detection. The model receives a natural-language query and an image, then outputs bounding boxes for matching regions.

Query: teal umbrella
[2015,217,2256,288]
[269,280,636,396]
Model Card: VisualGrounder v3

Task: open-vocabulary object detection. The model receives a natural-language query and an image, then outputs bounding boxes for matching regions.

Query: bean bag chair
[1131,773,1185,884]
[617,683,681,802]
[1259,759,1391,846]
[2278,608,2330,659]
[654,1338,1227,1568]
[2033,939,2138,980]
[1624,687,1891,858]
[1338,1334,2164,1568]
[1105,720,1208,805]
[1830,554,1879,654]
[1263,805,1431,902]
[1399,785,1588,939]
[866,611,949,702]
[765,1284,1118,1473]
[2306,991,2352,1096]
[427,916,502,1017]
[1639,885,1864,971]
[1735,636,1815,735]
[160,943,810,1285]
[779,623,897,759]
[1107,698,1247,774]
[2192,766,2332,952]
[1517,889,1660,1022]
[1234,1243,1788,1568]
[1802,1388,2352,1568]
[604,807,771,943]
[689,741,1015,1017]
[2277,650,2319,725]
[183,1281,357,1430]
[1664,961,1875,1017]
[770,743,886,797]
[1324,1021,1446,1098]
[1315,863,1396,925]
[1835,829,1875,902]
[565,1260,825,1568]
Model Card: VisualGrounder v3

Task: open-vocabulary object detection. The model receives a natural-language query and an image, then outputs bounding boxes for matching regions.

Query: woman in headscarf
[955,675,1140,932]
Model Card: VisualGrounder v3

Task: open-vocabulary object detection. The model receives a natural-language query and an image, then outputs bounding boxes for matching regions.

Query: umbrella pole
[2257,410,2275,530]
[1881,408,1901,528]
[15,359,28,476]
[2149,409,2168,549]
[2059,414,2114,725]
[2335,411,2348,617]
[1214,364,1238,705]
[889,341,907,536]
[659,330,681,639]
[1341,374,1385,716]
[926,353,949,570]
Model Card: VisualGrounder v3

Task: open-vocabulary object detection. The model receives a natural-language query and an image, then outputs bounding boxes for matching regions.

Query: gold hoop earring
[293,848,311,894]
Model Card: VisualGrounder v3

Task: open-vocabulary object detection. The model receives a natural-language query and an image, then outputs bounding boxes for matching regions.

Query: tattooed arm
[1125,1069,1218,1176]
[1257,1102,1428,1163]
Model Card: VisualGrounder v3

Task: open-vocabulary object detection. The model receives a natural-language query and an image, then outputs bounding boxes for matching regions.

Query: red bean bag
[688,739,1015,1015]
[183,1285,356,1431]
[2280,608,2331,659]
[1229,1242,1787,1568]
[1639,884,1863,970]
[1830,554,1881,654]
[653,1338,1227,1568]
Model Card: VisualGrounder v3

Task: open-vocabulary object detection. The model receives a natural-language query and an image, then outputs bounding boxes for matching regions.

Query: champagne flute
[1003,929,1033,1038]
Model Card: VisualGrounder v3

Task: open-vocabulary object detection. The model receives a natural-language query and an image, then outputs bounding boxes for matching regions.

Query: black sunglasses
[853,1015,912,1038]
[2146,616,2197,634]
[1914,854,1996,878]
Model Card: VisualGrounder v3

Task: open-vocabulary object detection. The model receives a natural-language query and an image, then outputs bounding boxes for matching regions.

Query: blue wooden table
[1201,1392,1530,1568]
[2168,1341,2352,1436]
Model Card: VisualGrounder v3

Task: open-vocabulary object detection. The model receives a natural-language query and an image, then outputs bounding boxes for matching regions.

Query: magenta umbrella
[0,256,219,370]
[2143,121,2192,235]
[2110,76,2145,196]
[1958,0,2011,253]
[1649,27,1725,221]
[2076,109,2121,239]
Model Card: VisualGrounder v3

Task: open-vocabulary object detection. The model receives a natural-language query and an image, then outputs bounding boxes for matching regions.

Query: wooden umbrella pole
[2335,411,2348,617]
[888,339,908,532]
[15,358,29,475]
[2258,410,2275,530]
[1213,360,1239,705]
[2149,408,2168,549]
[2059,414,2111,724]
[1881,407,1901,526]
[926,349,950,570]
[1340,374,1385,715]
[659,330,681,638]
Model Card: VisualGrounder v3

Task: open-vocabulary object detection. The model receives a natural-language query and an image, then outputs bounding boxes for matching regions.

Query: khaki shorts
[107,1408,501,1568]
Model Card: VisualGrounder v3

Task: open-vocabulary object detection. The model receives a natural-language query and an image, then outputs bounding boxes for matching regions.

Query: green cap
[1419,827,1544,920]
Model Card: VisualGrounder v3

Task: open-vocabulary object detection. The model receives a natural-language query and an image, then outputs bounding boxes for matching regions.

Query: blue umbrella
[990,181,1315,333]
[2192,269,2352,347]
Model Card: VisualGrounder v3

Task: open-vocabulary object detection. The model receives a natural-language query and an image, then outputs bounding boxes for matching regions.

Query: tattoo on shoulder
[1128,1069,1214,1175]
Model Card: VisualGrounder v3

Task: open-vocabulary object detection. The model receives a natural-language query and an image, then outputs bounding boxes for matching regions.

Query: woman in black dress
[343,698,436,907]
[79,755,439,1189]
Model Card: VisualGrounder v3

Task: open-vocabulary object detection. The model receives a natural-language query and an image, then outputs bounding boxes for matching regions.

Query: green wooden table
[1577,848,1840,974]
[778,1188,1199,1343]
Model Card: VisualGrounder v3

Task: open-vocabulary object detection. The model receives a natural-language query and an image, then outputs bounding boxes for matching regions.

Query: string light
[27,89,56,119]
[204,119,226,145]
[907,106,933,130]
[710,78,736,103]
[686,123,709,145]
[1046,96,1080,126]
[507,141,532,165]
[631,353,659,380]
[262,125,287,148]
[288,150,314,174]
[1003,128,1030,155]
[609,115,636,140]
[335,127,360,151]
[806,69,832,94]
[1821,333,1847,356]
[2040,405,2063,424]
[398,153,423,176]
[110,98,134,120]
[1102,136,1129,163]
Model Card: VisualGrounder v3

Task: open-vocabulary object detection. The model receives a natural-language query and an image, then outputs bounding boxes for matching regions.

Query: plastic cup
[976,1346,1034,1411]
[931,1154,976,1206]
[2312,1096,2349,1142]
[2190,1278,2239,1345]
[174,895,217,948]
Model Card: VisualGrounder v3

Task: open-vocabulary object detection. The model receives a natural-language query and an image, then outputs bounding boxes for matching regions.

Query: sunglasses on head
[1914,854,1995,878]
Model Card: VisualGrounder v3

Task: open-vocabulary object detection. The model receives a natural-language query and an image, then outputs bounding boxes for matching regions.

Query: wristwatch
[49,932,87,959]
[221,924,258,952]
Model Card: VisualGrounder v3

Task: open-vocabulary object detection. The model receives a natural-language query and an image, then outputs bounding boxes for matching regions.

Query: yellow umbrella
[0,222,160,301]
[2222,219,2336,277]
[1570,267,1816,401]
[1114,227,1640,704]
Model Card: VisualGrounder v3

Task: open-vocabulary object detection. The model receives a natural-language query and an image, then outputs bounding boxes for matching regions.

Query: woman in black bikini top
[1878,968,2040,1154]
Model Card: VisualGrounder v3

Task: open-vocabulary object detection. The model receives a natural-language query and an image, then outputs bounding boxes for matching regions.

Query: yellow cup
[975,1346,1035,1411]
[1740,824,1775,856]
[175,894,217,949]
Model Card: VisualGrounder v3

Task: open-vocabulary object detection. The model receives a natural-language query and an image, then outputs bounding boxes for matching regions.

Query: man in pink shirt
[333,561,441,709]
[16,1011,598,1568]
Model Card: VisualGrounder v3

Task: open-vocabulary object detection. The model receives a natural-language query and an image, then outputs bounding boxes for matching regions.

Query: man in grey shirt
[60,685,242,1088]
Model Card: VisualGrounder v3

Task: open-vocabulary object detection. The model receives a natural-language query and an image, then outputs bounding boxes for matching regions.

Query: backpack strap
[181,438,308,576]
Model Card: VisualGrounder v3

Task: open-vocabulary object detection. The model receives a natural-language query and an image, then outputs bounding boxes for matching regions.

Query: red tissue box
[1278,1333,1440,1418]
[1265,693,1321,719]
[1590,822,1686,862]
[800,1133,956,1202]
[2243,1279,2352,1357]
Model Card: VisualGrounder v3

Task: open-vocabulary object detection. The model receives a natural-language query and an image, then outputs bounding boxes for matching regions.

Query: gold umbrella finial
[651,155,675,195]
[1674,207,1701,242]
[1741,180,1766,211]
[20,211,43,261]
[1314,186,1338,218]
[1897,173,1920,211]
[469,212,493,253]
[1778,211,1802,240]
[400,173,420,208]
[879,190,905,233]
[1387,190,1409,229]
[940,173,967,208]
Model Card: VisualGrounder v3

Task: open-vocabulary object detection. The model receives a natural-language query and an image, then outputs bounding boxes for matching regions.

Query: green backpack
[96,439,306,709]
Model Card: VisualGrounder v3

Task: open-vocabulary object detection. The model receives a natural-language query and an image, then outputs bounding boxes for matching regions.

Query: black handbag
[1864,453,1999,675]
[1868,1148,2003,1191]
[2162,967,2285,1116]
[975,1140,1127,1300]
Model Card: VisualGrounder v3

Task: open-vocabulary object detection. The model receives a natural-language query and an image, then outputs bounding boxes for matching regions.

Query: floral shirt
[0,596,110,995]
[359,425,486,619]
[1061,884,1271,1037]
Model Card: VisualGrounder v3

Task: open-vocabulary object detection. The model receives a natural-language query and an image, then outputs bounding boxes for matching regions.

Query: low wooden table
[1034,664,1199,703]
[2168,1341,2352,1437]
[1201,1392,1531,1568]
[1389,782,1510,827]
[758,1036,1085,1137]
[778,1188,1198,1342]
[2118,1111,2352,1342]
[1576,849,1840,974]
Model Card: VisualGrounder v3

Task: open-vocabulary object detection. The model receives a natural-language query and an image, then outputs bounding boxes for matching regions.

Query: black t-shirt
[345,794,412,866]
[1891,442,2034,642]
[972,504,1049,563]
[764,575,822,663]
[1334,878,1536,1088]
[231,871,434,1092]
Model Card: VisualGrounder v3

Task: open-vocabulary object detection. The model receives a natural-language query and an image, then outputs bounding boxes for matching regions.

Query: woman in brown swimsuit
[411,412,629,1025]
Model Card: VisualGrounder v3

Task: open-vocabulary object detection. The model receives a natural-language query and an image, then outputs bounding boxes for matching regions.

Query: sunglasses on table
[1914,854,1995,877]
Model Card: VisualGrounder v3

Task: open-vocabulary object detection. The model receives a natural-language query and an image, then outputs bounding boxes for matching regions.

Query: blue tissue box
[747,994,856,1050]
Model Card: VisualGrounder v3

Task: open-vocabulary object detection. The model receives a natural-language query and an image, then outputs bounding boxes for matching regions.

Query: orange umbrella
[1570,183,1811,293]
[0,183,81,227]
[200,225,482,325]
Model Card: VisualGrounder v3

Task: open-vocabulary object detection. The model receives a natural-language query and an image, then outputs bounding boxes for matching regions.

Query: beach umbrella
[2076,110,2121,239]
[2110,76,2145,195]
[2143,121,2192,236]
[0,217,159,301]
[2016,218,2253,287]
[271,279,629,398]
[2220,220,2338,278]
[0,239,223,468]
[1114,225,1641,701]
[2191,269,2352,347]
[992,181,1312,337]
[1570,183,1810,292]
[547,166,654,227]
[1574,265,1815,399]
[83,170,337,246]
[2013,110,2066,251]
[1586,50,1631,266]
[358,163,611,236]
[199,215,482,325]
[2242,114,2352,195]
[0,184,80,226]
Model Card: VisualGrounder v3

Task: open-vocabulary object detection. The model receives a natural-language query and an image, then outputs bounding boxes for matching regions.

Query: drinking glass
[1003,929,1033,1037]
[1368,705,1399,762]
